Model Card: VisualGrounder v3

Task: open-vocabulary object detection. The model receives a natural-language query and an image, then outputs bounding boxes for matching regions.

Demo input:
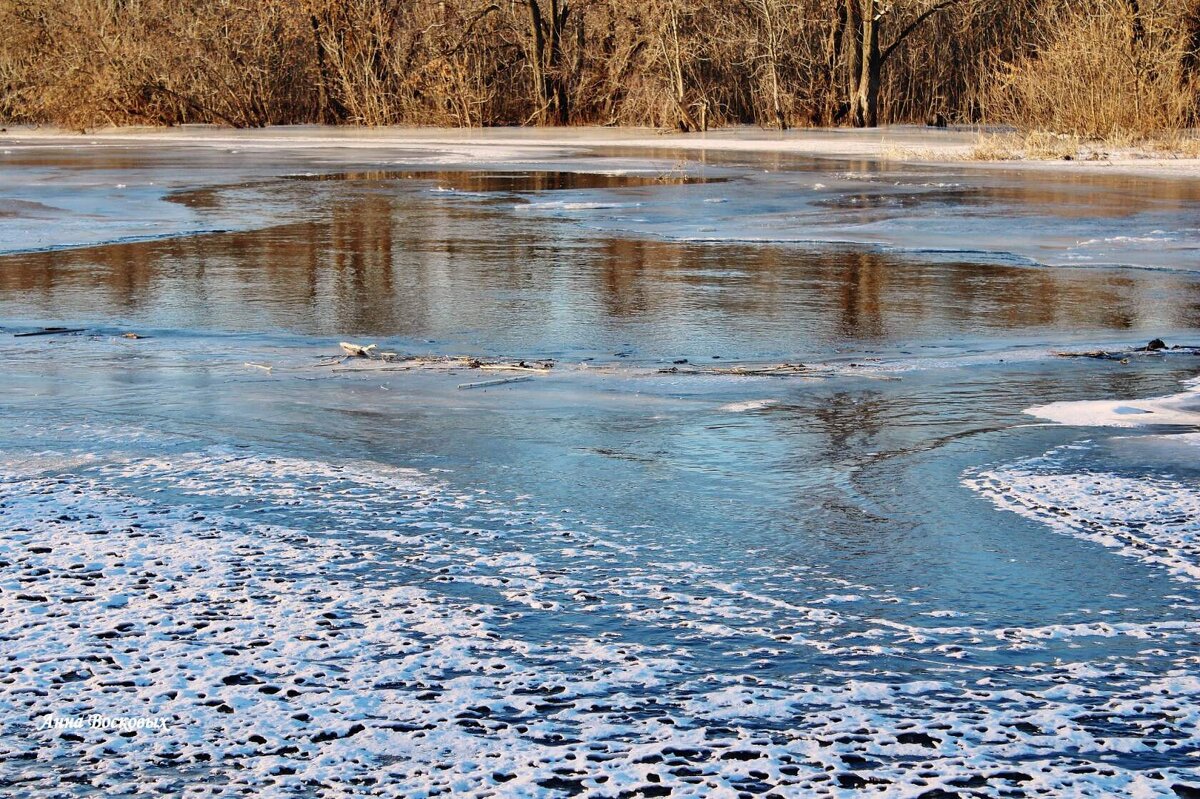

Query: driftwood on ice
[317,343,895,384]
[13,327,87,338]
[658,362,808,376]
[1055,338,1200,361]
[456,375,534,390]
[339,342,377,358]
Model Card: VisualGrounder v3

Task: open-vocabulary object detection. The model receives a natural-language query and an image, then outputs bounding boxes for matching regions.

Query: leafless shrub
[988,0,1199,139]
[0,0,1196,137]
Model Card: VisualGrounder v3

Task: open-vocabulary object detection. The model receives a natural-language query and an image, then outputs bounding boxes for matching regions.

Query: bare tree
[515,0,580,124]
[1,0,1195,136]
[849,0,963,127]
[754,0,786,129]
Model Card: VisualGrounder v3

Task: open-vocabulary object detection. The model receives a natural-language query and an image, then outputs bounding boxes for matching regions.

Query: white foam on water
[3,435,1199,796]
[516,200,645,212]
[716,399,779,413]
[966,444,1200,582]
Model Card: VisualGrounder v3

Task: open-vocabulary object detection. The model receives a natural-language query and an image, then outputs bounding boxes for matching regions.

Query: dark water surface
[1,143,1199,797]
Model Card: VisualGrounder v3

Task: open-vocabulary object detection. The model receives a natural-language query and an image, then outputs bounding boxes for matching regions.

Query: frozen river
[1,134,1199,797]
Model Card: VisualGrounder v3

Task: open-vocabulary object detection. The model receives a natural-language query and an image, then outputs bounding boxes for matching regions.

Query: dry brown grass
[969,129,1200,161]
[987,0,1200,140]
[0,0,1197,134]
[0,0,316,129]
[1144,129,1200,156]
[1022,131,1083,159]
[969,134,1021,161]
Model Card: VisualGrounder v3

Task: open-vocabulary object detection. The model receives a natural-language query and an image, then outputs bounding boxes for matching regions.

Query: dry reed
[0,0,1196,138]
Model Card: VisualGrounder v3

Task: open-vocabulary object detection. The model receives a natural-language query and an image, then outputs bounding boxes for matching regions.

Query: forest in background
[0,0,1198,139]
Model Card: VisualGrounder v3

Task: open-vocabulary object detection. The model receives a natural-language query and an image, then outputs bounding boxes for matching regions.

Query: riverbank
[5,124,1200,179]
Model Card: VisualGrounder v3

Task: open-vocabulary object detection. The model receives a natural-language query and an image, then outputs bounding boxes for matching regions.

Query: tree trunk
[820,0,848,124]
[851,0,880,127]
[526,0,571,124]
[547,0,570,124]
[839,0,862,124]
[758,0,786,129]
[664,5,698,131]
[310,13,347,124]
[527,0,549,122]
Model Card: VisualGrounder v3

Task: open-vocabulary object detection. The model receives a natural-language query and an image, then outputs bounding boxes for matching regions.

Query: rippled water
[1,140,1199,797]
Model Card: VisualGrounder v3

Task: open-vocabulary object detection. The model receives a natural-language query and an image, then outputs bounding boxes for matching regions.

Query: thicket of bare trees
[0,0,1197,136]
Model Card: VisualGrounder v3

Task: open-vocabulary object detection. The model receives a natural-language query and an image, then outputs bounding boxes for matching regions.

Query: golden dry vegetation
[0,0,1196,140]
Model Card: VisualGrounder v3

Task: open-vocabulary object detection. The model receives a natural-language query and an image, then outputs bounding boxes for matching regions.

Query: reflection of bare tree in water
[598,238,662,318]
[314,190,563,335]
[294,170,702,190]
[743,388,897,546]
[836,252,886,340]
[809,389,889,459]
[4,179,1200,340]
[329,193,396,322]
